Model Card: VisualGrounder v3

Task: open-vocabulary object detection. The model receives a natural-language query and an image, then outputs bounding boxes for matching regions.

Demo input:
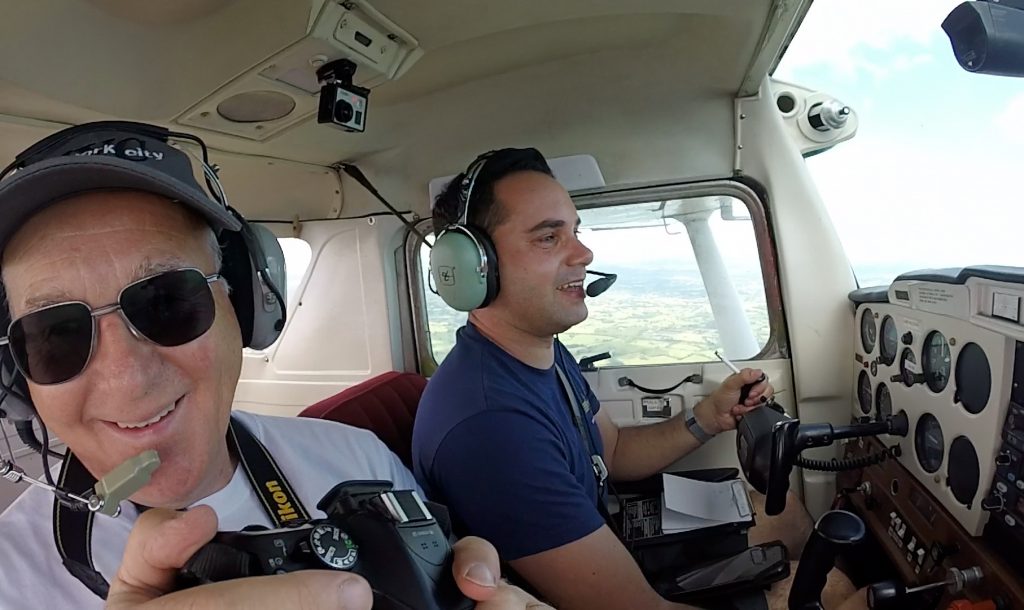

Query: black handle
[788,510,865,610]
[739,373,767,404]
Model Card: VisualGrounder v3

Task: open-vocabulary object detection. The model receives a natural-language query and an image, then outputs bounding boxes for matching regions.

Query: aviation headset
[0,121,286,423]
[430,147,551,312]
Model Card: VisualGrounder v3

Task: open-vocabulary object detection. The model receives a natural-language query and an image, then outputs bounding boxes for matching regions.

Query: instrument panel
[853,300,1013,534]
[845,267,1024,607]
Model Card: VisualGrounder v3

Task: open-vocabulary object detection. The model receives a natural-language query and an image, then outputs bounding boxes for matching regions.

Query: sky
[773,0,1023,282]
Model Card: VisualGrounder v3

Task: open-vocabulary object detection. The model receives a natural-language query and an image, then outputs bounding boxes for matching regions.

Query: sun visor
[428,154,605,209]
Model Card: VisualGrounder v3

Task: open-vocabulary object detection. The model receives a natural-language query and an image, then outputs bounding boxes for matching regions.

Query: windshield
[775,0,1023,287]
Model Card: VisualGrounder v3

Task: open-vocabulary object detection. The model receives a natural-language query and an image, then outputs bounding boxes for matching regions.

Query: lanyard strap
[553,361,608,491]
[52,415,308,599]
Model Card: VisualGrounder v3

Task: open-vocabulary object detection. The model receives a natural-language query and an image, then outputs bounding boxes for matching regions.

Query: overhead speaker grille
[217,91,297,123]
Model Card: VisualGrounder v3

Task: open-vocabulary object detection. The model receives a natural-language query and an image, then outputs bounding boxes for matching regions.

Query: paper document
[660,473,753,534]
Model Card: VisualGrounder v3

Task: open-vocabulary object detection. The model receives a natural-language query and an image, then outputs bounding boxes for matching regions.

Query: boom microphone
[585,270,617,297]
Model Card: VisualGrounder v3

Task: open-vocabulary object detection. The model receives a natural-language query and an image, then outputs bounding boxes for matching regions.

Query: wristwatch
[685,406,716,444]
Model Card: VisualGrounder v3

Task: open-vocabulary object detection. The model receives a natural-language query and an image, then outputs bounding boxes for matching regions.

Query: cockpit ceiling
[0,0,788,182]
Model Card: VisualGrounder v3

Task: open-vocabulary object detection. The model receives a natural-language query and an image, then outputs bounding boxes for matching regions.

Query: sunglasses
[0,268,222,385]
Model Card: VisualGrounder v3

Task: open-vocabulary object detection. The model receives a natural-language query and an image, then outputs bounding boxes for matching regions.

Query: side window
[560,197,769,366]
[414,190,775,367]
[278,237,312,306]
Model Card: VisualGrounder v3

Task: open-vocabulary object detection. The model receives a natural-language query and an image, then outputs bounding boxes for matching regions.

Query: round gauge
[955,342,991,415]
[899,348,919,387]
[860,308,877,354]
[857,370,872,415]
[309,523,358,570]
[879,316,898,366]
[922,331,951,393]
[914,413,945,474]
[875,383,892,422]
[948,436,980,508]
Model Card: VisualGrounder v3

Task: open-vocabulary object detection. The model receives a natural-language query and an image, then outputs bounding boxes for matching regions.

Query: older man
[0,122,543,609]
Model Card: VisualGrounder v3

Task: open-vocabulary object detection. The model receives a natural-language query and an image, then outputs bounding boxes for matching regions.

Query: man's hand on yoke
[695,368,774,435]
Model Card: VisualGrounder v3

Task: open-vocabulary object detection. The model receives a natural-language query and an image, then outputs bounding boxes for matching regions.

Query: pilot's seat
[298,370,427,469]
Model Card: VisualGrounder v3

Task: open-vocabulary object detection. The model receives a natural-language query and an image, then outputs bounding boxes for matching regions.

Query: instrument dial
[948,436,980,508]
[879,316,898,366]
[860,308,877,354]
[875,383,892,422]
[899,348,920,387]
[922,331,951,393]
[857,370,872,415]
[914,413,945,474]
[310,524,358,570]
[955,342,991,415]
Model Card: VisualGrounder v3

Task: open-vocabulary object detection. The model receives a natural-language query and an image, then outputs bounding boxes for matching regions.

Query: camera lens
[334,100,354,124]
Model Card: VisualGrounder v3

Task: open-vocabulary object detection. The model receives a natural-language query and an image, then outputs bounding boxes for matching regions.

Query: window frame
[404,178,788,373]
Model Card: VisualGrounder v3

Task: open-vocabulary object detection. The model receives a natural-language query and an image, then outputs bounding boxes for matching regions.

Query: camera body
[316,58,370,133]
[181,480,473,610]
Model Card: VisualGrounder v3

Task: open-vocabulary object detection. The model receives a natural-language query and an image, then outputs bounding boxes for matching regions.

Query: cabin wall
[234,216,407,416]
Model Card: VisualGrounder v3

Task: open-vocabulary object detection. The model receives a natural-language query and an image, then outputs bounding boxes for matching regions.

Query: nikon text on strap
[53,415,310,599]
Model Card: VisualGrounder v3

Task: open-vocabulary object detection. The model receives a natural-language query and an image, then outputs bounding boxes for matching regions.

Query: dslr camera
[181,480,473,610]
[316,58,370,133]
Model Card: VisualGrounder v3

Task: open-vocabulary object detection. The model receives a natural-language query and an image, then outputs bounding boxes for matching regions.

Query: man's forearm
[608,399,715,481]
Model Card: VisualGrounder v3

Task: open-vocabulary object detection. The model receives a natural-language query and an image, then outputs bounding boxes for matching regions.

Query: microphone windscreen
[585,274,616,297]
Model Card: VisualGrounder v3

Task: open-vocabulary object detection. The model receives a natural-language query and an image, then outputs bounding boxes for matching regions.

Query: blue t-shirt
[412,323,606,561]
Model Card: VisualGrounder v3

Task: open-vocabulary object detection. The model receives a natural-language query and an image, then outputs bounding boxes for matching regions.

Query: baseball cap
[0,121,241,255]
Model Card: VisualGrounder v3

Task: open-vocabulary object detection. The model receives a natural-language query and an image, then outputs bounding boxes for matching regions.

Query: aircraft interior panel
[841,268,1024,608]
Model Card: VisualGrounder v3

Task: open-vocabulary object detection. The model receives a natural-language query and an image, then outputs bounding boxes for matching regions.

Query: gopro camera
[180,480,473,610]
[316,58,370,133]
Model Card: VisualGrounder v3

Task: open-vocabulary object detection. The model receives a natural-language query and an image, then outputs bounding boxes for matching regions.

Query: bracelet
[685,407,716,444]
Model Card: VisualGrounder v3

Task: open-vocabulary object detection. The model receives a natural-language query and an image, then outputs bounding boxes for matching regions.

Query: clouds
[995,92,1024,143]
[779,0,960,82]
[773,0,1024,276]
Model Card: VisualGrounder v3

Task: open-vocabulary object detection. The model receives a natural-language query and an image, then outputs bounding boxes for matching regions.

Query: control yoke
[736,405,909,515]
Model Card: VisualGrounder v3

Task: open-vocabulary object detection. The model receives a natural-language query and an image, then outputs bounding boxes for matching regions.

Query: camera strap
[52,414,309,599]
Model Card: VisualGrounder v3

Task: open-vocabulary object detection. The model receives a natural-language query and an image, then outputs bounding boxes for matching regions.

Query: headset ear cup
[245,223,286,350]
[471,227,499,308]
[218,224,286,350]
[218,229,256,347]
[0,352,36,422]
[430,226,497,312]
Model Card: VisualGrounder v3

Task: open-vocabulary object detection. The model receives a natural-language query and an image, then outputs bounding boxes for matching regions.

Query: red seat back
[298,371,427,468]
